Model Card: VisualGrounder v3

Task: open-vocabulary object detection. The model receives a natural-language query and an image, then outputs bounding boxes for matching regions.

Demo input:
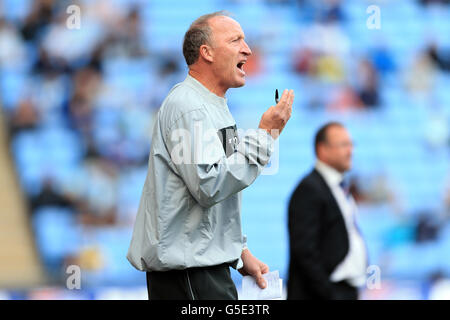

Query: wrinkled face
[207,16,252,93]
[319,126,353,173]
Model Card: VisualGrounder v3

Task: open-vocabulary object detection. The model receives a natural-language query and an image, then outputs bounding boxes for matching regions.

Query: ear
[199,44,214,63]
[316,143,326,160]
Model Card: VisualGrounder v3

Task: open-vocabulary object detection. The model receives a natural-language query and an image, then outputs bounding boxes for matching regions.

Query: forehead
[208,16,244,40]
[326,126,350,141]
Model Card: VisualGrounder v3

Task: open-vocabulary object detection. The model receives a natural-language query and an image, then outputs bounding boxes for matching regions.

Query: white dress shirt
[315,160,368,287]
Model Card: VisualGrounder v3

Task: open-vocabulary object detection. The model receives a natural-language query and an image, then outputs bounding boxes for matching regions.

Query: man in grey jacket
[127,11,295,300]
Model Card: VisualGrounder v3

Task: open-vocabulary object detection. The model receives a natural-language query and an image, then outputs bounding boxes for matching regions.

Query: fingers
[255,263,269,289]
[275,89,288,109]
[259,89,294,138]
[260,262,269,275]
[276,89,294,112]
[255,271,267,289]
[288,89,295,108]
[277,90,294,122]
[277,89,289,106]
[286,89,294,118]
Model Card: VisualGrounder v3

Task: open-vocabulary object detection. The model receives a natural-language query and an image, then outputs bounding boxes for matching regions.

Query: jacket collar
[315,160,344,188]
[184,74,228,109]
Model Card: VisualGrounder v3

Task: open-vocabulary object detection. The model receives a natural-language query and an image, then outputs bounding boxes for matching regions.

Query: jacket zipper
[186,270,195,300]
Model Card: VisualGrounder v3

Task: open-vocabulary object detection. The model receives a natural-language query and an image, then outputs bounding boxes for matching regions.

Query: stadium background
[1,0,450,300]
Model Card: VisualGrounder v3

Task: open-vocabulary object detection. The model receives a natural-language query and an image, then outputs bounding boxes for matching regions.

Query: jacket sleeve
[164,107,274,208]
[288,181,336,299]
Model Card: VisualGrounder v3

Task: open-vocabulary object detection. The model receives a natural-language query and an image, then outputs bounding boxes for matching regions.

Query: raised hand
[258,89,295,139]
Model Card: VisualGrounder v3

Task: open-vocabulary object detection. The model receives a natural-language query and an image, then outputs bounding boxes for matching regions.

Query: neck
[188,68,227,97]
[316,159,346,175]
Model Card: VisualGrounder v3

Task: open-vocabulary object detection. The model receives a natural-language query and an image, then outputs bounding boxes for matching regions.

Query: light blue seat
[32,207,80,273]
[387,243,443,279]
[0,70,28,110]
[0,0,32,23]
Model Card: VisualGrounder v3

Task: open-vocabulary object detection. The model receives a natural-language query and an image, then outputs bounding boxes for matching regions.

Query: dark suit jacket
[287,169,350,299]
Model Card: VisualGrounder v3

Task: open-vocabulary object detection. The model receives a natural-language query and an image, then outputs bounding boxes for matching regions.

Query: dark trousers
[287,279,359,300]
[146,263,238,300]
[332,280,359,300]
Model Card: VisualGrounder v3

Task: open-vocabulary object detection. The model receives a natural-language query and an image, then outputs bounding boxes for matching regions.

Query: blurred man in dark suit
[287,122,367,300]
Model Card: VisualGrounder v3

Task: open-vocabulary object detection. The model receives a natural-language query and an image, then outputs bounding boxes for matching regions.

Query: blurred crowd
[1,0,184,226]
[0,0,187,281]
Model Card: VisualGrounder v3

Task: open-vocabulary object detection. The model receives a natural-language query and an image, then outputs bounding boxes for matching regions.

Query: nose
[241,40,252,56]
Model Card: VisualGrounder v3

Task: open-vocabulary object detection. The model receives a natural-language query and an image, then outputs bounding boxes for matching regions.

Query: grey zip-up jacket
[127,75,274,271]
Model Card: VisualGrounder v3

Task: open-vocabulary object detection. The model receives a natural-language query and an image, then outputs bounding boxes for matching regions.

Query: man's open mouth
[237,60,246,74]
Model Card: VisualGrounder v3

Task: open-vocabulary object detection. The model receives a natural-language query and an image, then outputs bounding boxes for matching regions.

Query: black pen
[275,89,279,104]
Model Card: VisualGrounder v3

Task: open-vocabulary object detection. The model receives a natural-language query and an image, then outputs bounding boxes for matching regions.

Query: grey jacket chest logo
[217,125,239,157]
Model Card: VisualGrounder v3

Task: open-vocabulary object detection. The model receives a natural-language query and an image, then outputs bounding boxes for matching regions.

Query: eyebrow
[227,34,244,42]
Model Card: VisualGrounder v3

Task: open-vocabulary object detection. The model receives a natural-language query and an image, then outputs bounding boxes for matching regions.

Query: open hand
[258,89,294,139]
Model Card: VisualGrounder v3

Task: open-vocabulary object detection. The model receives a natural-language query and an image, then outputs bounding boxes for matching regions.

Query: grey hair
[182,11,231,66]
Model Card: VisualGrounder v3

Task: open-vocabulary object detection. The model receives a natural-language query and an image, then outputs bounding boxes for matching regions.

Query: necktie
[339,180,350,198]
